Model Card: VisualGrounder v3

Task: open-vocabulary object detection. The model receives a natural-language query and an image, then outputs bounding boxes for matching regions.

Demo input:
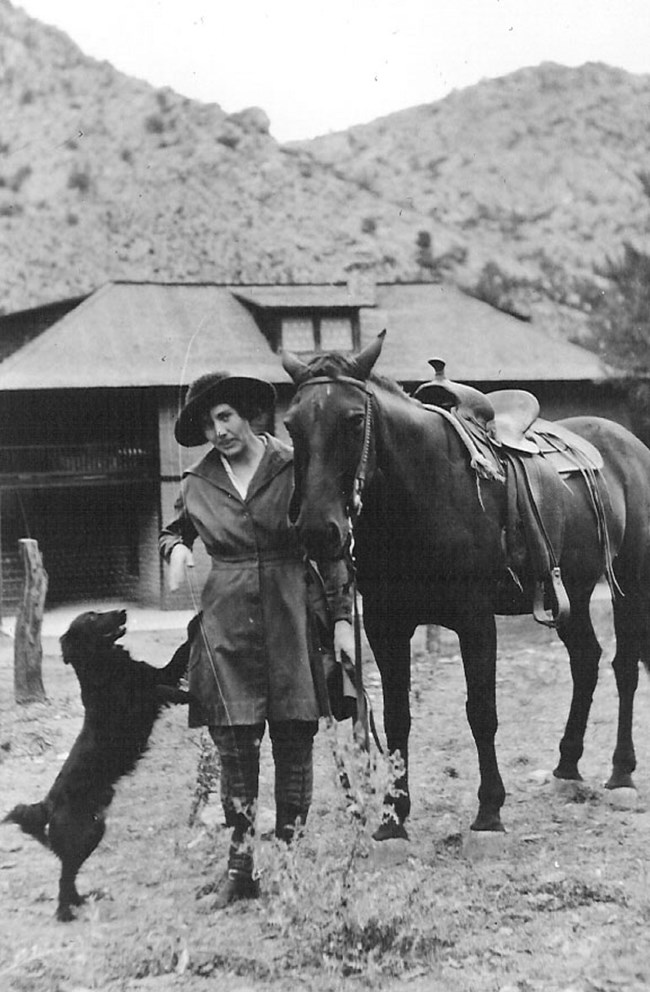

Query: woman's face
[201,402,254,459]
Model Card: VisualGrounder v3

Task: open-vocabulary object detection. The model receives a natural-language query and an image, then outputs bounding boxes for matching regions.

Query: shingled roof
[0,280,609,390]
[363,283,608,383]
[0,282,284,390]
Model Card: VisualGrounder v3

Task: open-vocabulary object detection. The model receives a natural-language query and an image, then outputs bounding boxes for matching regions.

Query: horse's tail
[3,801,50,848]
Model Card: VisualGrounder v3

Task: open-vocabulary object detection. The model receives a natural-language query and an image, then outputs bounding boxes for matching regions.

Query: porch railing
[0,443,157,480]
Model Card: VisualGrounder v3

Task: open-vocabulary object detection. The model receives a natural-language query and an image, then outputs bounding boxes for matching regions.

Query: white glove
[334,620,355,664]
[168,544,194,591]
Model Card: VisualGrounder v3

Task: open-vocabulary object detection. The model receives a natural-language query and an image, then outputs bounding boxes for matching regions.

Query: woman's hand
[168,544,194,591]
[333,619,355,664]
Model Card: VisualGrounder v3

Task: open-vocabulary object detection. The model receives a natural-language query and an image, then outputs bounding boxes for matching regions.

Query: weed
[527,877,627,911]
[188,728,220,826]
[255,728,448,978]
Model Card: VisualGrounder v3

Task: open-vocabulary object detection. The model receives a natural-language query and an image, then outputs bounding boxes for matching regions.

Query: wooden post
[14,538,48,705]
[425,624,441,656]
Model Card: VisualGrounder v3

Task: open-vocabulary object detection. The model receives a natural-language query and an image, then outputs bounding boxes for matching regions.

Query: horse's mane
[303,352,411,400]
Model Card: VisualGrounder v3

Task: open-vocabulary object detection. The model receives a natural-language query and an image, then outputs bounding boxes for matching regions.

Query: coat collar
[185,434,292,500]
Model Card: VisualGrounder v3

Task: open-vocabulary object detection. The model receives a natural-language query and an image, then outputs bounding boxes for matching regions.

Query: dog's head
[60,609,128,662]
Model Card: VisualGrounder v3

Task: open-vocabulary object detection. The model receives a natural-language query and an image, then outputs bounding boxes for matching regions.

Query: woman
[159,371,353,909]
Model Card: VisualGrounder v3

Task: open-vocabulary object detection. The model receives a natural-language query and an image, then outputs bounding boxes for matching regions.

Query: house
[0,279,619,614]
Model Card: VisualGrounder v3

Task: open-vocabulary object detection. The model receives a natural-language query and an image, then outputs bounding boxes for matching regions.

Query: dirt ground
[1,598,650,992]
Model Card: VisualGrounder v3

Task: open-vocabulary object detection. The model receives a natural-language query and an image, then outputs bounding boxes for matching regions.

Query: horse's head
[282,331,386,559]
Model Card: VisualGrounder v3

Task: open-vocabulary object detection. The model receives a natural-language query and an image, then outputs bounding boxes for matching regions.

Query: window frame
[275,307,360,355]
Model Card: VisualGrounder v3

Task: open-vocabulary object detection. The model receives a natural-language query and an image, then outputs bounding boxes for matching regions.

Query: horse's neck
[374,389,452,491]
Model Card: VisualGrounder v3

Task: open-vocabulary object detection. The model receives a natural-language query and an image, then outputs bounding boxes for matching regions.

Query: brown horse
[282,333,650,840]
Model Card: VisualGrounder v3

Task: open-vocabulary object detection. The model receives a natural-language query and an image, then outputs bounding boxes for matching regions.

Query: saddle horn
[414,356,496,429]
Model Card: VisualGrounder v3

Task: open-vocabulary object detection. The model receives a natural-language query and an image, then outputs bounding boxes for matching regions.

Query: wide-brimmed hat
[174,371,276,447]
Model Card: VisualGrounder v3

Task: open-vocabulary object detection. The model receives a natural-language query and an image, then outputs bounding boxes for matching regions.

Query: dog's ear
[59,631,72,662]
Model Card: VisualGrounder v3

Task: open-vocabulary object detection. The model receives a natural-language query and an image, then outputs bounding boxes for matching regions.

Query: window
[280,313,356,353]
[321,317,354,350]
[282,317,317,353]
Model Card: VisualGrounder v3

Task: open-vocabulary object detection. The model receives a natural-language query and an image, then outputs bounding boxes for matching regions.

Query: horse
[282,332,650,841]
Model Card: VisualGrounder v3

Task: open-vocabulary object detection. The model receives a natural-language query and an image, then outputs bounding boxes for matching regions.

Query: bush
[67,166,91,193]
[144,114,165,135]
[217,130,240,149]
[588,241,650,373]
[8,165,31,193]
[0,202,23,217]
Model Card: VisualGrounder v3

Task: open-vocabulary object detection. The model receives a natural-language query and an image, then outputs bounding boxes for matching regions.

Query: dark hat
[174,371,276,447]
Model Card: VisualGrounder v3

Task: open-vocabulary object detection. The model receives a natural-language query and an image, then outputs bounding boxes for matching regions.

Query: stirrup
[533,568,570,627]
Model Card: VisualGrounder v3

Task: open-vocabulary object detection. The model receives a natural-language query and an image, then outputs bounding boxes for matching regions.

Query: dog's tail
[4,802,50,847]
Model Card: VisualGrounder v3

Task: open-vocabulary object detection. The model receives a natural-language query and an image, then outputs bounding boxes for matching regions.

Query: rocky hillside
[0,0,436,314]
[2,0,650,340]
[296,62,650,336]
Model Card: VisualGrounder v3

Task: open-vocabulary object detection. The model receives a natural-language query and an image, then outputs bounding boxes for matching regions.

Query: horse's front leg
[457,612,506,832]
[367,629,412,841]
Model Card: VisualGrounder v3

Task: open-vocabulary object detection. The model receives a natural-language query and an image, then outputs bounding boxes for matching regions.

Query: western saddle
[413,359,613,626]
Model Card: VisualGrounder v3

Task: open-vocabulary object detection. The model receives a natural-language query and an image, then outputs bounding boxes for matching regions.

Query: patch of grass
[527,876,627,912]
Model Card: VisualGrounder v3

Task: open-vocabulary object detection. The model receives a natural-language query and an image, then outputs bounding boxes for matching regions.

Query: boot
[275,803,309,844]
[210,846,259,909]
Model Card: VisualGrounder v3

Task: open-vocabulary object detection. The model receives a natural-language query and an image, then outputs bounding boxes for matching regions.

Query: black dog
[4,609,197,921]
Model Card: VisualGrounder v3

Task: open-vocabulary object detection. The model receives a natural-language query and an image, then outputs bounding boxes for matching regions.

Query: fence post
[14,538,48,704]
[425,624,441,656]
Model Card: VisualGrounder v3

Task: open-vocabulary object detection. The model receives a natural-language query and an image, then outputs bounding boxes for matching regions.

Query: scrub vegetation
[1,599,650,991]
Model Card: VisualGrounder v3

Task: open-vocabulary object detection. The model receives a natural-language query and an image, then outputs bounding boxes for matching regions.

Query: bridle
[293,374,374,521]
[292,373,379,752]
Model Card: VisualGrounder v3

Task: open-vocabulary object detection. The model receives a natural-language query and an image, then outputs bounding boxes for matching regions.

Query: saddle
[413,360,611,626]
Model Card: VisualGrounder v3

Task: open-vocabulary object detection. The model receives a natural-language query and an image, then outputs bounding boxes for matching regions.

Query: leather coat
[159,435,351,727]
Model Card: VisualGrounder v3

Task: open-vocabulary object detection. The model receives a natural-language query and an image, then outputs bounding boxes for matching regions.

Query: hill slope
[297,62,650,324]
[0,0,435,312]
[2,0,650,340]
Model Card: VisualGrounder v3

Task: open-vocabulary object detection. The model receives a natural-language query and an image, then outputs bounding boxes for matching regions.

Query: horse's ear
[281,349,310,384]
[350,329,386,380]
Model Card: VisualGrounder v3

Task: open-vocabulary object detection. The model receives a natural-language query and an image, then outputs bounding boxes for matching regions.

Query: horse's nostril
[327,521,341,546]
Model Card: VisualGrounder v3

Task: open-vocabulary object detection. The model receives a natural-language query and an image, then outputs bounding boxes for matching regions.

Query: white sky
[16,0,650,142]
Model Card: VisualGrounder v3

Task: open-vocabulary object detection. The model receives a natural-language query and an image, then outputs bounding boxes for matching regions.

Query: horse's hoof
[604,787,638,810]
[56,906,77,923]
[528,768,553,785]
[462,828,508,861]
[372,821,409,842]
[552,777,585,798]
[369,836,410,867]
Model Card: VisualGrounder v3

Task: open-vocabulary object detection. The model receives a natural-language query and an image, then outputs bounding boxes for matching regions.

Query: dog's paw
[56,905,78,923]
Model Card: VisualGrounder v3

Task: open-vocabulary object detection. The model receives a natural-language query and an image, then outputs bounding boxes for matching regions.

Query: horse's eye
[346,412,365,434]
